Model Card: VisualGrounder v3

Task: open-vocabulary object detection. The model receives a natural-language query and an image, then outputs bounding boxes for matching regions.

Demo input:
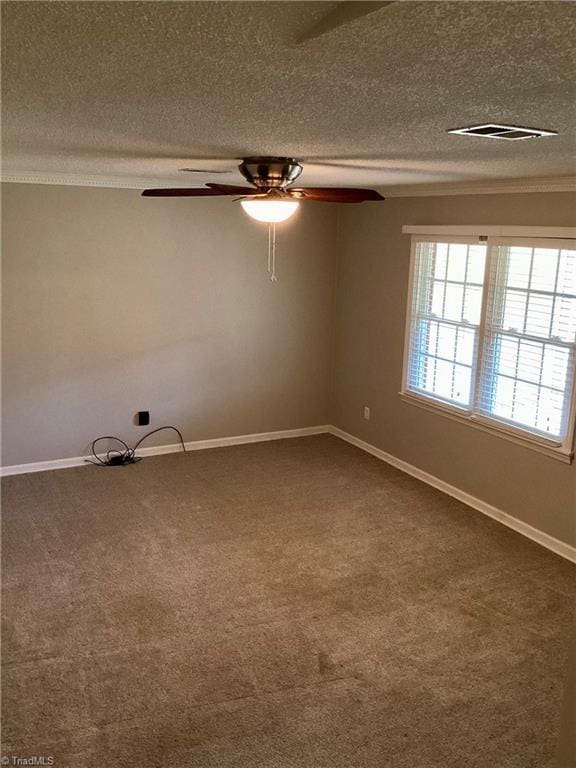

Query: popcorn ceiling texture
[1,1,576,188]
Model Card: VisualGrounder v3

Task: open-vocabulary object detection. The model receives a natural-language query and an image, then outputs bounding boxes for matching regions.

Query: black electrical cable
[85,426,186,467]
[86,436,131,467]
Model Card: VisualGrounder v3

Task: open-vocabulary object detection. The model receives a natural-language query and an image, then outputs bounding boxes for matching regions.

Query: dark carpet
[2,434,575,767]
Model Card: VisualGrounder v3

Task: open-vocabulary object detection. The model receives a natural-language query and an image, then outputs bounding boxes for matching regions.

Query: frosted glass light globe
[240,198,299,223]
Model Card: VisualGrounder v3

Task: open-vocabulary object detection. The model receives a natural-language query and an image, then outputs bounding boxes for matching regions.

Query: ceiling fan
[296,1,396,45]
[142,157,385,223]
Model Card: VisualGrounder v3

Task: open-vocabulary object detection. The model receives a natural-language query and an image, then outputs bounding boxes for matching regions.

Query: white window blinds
[477,240,576,441]
[404,235,576,458]
[406,238,487,409]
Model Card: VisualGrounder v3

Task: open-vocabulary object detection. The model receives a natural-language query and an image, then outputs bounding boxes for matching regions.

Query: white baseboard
[329,426,576,565]
[0,425,330,477]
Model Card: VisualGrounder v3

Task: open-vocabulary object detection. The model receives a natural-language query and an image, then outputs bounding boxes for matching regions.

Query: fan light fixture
[143,157,385,281]
[240,198,300,223]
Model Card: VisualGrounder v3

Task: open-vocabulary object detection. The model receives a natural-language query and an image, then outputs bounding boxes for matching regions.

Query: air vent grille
[448,124,557,141]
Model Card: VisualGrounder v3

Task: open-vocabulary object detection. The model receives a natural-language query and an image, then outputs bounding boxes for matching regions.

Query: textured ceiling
[2,1,576,189]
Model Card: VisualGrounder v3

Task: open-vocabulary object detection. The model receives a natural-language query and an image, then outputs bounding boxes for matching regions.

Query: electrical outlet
[135,411,150,426]
[363,406,370,421]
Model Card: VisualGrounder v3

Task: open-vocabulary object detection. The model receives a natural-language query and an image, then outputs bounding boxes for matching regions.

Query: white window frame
[400,226,576,463]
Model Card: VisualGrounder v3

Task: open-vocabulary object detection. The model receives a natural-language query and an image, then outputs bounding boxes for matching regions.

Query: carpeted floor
[2,434,575,767]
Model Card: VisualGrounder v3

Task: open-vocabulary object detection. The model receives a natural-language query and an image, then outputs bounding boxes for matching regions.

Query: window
[402,232,576,462]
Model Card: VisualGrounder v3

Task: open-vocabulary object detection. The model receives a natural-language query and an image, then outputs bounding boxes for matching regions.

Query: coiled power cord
[86,426,186,467]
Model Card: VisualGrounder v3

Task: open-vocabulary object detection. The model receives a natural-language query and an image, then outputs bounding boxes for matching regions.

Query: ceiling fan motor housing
[239,157,303,189]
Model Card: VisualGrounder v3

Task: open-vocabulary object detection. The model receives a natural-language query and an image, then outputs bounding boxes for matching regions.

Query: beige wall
[1,183,337,465]
[3,183,575,548]
[331,192,576,548]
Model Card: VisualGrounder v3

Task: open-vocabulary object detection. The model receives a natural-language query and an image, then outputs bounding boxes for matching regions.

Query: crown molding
[0,172,194,190]
[377,175,576,197]
[2,171,576,197]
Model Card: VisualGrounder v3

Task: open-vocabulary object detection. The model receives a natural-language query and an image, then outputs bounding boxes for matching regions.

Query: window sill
[399,391,574,464]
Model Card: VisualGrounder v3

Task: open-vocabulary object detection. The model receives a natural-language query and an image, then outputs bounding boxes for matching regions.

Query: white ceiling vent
[448,124,557,141]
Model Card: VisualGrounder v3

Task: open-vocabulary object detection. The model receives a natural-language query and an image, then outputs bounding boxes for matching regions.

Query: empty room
[1,1,575,766]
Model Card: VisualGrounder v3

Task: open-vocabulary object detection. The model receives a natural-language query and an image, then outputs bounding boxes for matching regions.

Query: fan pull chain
[267,223,278,282]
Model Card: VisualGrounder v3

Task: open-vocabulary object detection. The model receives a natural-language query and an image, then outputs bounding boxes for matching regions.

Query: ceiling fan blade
[206,183,260,195]
[141,188,229,197]
[297,1,395,44]
[292,187,385,203]
[180,168,233,174]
